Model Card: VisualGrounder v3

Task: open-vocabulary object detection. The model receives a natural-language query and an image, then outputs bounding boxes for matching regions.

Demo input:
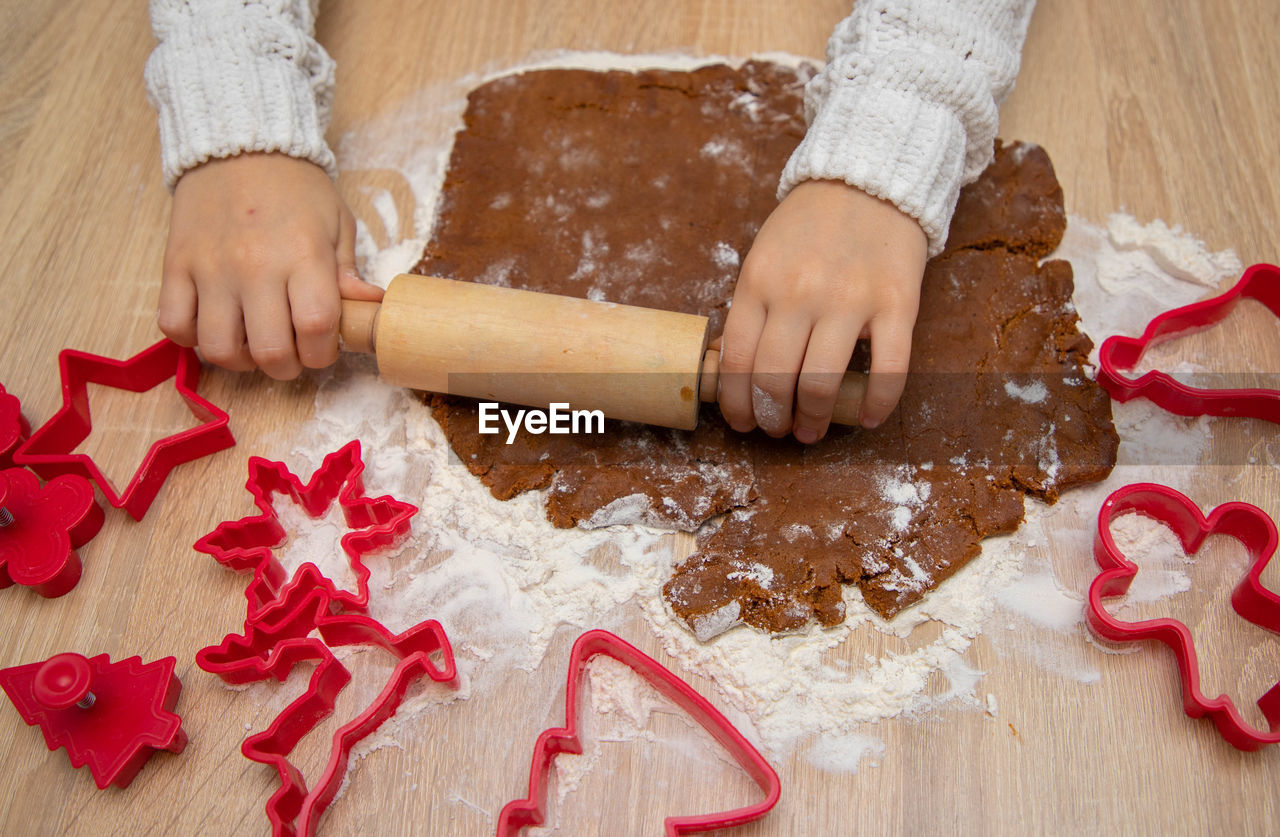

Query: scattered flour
[272,498,361,596]
[1004,379,1049,404]
[878,467,931,533]
[750,384,786,429]
[994,572,1082,631]
[1102,512,1193,605]
[711,241,740,270]
[369,188,400,242]
[727,562,775,588]
[1054,213,1241,364]
[803,734,885,774]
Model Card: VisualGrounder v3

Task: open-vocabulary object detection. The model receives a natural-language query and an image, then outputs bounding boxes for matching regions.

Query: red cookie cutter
[198,566,457,837]
[13,339,235,520]
[497,629,781,836]
[1087,483,1280,750]
[0,652,187,788]
[0,383,30,469]
[0,467,104,597]
[194,440,416,619]
[1097,262,1280,423]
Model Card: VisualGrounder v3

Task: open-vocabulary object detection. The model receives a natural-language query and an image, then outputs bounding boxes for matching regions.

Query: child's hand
[158,153,383,379]
[718,180,928,443]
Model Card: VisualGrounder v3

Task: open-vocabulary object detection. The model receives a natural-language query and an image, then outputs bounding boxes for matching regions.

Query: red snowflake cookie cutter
[1097,262,1280,423]
[0,467,104,597]
[0,382,30,469]
[194,440,416,618]
[13,339,235,519]
[198,567,457,837]
[1087,483,1280,750]
[0,652,187,788]
[497,629,781,836]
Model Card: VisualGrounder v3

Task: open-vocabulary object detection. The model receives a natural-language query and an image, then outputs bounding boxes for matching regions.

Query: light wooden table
[1,1,1277,834]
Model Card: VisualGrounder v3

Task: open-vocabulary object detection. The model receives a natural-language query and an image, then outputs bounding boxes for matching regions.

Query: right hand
[718,180,928,443]
[158,152,384,379]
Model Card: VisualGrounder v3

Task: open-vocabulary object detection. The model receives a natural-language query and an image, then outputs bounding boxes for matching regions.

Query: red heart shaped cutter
[1097,262,1280,423]
[496,629,781,836]
[1087,483,1280,750]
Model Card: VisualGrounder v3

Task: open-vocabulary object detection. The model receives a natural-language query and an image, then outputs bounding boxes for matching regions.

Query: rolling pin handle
[339,300,381,355]
[699,347,721,403]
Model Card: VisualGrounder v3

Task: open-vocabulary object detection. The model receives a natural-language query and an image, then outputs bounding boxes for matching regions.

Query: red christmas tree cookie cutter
[0,467,104,597]
[198,566,457,837]
[13,338,235,520]
[0,651,187,788]
[1087,483,1280,750]
[1097,262,1280,423]
[194,440,416,618]
[0,382,30,470]
[497,629,781,836]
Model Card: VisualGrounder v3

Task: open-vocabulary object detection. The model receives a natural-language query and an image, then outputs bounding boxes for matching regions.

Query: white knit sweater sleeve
[144,0,336,190]
[780,0,1036,257]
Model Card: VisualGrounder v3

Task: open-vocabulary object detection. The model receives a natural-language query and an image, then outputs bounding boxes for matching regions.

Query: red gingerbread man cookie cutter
[1097,262,1280,423]
[1087,483,1280,750]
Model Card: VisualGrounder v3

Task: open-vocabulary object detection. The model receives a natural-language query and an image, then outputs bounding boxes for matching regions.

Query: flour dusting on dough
[1004,379,1048,403]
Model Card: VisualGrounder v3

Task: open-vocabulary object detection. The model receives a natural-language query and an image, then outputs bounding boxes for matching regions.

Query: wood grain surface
[1,1,1277,834]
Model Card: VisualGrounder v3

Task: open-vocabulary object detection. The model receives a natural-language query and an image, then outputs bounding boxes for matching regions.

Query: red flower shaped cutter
[0,651,186,788]
[1087,483,1280,750]
[0,382,30,469]
[194,440,416,618]
[197,566,457,837]
[13,338,235,520]
[0,467,104,597]
[497,629,781,836]
[1097,262,1280,423]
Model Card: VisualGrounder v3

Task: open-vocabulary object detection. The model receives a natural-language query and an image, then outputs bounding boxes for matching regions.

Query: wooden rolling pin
[339,274,867,431]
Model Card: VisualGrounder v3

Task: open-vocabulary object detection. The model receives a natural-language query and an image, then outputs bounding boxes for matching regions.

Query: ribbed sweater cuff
[145,17,335,190]
[778,82,966,259]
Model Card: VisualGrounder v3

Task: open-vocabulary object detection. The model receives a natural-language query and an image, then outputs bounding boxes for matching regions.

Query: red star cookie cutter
[194,440,416,618]
[1087,483,1280,750]
[0,651,187,788]
[1097,262,1280,423]
[0,467,104,597]
[0,382,30,469]
[497,629,781,836]
[197,566,457,837]
[13,339,235,520]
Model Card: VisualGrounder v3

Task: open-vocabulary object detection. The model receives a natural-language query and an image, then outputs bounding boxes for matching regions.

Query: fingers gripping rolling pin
[339,274,867,432]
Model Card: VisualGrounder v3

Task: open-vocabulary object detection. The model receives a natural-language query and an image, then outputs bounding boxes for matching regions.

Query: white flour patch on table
[272,498,361,596]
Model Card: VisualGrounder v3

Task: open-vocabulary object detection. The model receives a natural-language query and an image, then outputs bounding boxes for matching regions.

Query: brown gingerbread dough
[413,61,1118,635]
